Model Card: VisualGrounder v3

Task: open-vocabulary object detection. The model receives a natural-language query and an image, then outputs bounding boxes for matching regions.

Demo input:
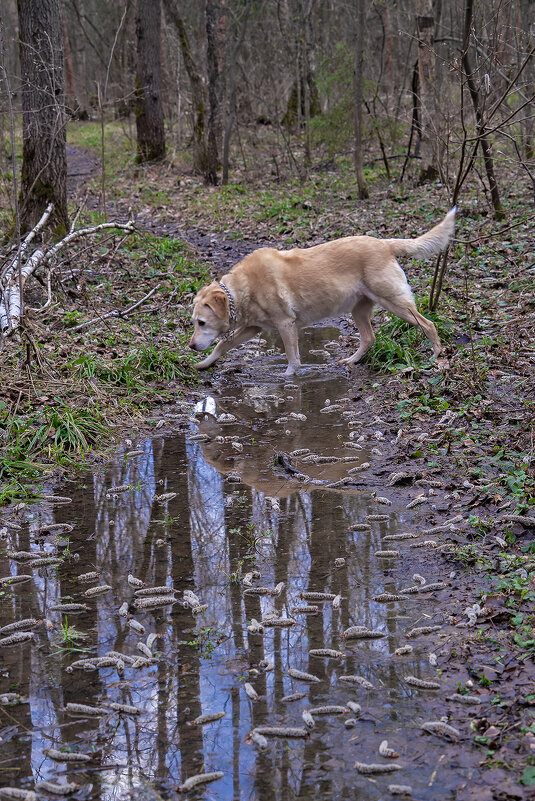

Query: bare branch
[70,285,160,332]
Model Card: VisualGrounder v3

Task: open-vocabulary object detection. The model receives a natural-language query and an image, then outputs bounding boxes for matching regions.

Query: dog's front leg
[278,320,301,376]
[194,326,261,370]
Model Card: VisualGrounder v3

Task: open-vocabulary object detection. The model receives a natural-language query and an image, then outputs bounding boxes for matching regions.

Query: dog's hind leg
[339,296,376,367]
[277,320,301,376]
[194,326,262,370]
[378,298,442,358]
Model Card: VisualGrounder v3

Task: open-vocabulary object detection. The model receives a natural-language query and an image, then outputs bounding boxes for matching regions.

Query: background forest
[2,0,534,221]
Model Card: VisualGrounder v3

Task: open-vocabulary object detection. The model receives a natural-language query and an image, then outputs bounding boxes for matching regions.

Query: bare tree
[414,0,439,183]
[204,0,221,184]
[353,0,368,198]
[519,0,534,160]
[460,0,504,220]
[62,13,80,116]
[135,0,166,162]
[222,1,251,185]
[17,0,69,232]
[163,0,214,180]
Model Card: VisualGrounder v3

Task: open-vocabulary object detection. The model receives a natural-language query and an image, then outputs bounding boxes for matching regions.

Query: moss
[52,221,68,239]
[34,181,55,201]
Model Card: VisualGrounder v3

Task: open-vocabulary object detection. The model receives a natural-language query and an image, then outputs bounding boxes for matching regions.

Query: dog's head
[189,283,230,351]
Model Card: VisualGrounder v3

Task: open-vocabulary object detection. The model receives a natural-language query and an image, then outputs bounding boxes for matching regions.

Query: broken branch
[70,284,160,332]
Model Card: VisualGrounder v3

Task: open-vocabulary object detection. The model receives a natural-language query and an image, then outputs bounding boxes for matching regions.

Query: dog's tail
[385,207,456,259]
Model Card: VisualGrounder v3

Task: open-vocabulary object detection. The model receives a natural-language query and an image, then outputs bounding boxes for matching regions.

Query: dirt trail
[66,144,96,196]
[67,144,274,273]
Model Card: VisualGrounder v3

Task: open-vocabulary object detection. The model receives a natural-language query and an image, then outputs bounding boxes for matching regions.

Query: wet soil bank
[1,327,534,801]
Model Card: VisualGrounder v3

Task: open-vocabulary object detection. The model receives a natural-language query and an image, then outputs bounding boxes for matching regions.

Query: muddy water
[0,328,477,800]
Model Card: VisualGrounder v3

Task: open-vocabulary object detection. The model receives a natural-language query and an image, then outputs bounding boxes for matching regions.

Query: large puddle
[0,329,478,800]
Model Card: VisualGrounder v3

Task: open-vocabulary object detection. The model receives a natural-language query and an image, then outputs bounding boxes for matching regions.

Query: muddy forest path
[67,143,273,275]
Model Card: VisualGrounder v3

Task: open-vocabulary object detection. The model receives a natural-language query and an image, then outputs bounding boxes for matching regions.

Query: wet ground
[0,328,503,800]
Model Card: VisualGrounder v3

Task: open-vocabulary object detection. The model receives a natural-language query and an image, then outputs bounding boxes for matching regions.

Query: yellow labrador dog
[189,208,455,376]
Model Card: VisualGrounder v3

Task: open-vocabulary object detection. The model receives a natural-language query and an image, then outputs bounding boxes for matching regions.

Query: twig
[69,191,90,232]
[43,220,136,266]
[70,285,160,332]
[455,212,535,246]
[29,269,53,313]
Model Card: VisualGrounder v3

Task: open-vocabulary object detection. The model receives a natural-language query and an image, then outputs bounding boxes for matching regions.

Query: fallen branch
[70,284,160,332]
[0,203,54,332]
[0,202,54,282]
[42,220,135,267]
[0,214,136,337]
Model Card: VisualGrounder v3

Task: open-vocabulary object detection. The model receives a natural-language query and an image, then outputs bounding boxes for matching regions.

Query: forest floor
[0,122,534,797]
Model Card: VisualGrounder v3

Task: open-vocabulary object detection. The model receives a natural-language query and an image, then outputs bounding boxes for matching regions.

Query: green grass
[364,304,451,372]
[53,617,89,654]
[0,401,109,505]
[67,340,199,388]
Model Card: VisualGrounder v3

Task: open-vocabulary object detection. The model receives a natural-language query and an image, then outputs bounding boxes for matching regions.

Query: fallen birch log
[0,203,53,332]
[0,210,135,336]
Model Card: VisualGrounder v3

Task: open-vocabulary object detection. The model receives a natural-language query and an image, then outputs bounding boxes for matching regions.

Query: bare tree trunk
[135,0,165,162]
[519,0,534,160]
[400,59,420,182]
[63,16,79,116]
[461,0,505,220]
[17,0,69,233]
[302,0,313,169]
[222,1,251,185]
[380,4,393,100]
[415,0,439,183]
[353,0,368,198]
[163,0,210,178]
[205,0,221,185]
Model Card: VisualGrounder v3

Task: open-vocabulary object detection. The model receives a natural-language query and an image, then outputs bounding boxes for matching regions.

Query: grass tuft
[364,305,451,372]
[0,401,110,505]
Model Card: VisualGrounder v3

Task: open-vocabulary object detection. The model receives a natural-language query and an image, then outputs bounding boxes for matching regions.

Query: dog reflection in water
[192,414,354,499]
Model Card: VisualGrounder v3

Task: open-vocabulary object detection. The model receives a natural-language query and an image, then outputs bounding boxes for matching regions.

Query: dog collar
[218,281,237,340]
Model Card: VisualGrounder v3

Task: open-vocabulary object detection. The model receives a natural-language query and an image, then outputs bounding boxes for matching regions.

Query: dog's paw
[337,356,355,368]
[284,364,300,377]
[435,357,450,371]
[194,359,214,371]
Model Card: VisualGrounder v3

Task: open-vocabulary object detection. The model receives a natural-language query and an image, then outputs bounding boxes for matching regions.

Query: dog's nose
[189,339,197,351]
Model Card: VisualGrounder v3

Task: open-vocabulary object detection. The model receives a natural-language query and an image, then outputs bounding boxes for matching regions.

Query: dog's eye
[198,320,205,327]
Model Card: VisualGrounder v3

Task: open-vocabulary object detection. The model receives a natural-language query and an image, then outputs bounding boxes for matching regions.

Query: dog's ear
[205,288,229,321]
